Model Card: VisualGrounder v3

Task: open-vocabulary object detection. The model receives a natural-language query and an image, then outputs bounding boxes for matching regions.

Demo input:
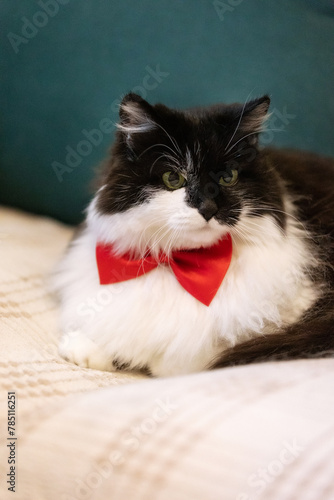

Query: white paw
[59,331,113,371]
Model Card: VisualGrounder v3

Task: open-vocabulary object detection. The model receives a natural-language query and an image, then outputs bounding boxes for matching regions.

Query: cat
[52,92,334,376]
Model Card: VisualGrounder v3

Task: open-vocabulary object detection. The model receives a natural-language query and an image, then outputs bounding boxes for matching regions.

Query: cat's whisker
[165,226,182,260]
[151,232,173,258]
[229,225,258,251]
[152,221,187,258]
[147,225,172,255]
[230,215,285,245]
[137,143,180,162]
[149,154,174,174]
[135,226,169,272]
[224,89,254,152]
[225,127,287,158]
[241,214,285,233]
[225,131,260,155]
[136,215,172,253]
[240,219,284,238]
[247,206,310,233]
[231,223,260,242]
[154,122,182,157]
[161,152,181,165]
[137,217,167,252]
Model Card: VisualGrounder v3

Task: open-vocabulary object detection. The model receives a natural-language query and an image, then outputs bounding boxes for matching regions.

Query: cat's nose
[198,199,218,221]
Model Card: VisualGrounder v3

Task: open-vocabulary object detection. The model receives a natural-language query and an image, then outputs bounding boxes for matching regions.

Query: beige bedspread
[0,207,333,500]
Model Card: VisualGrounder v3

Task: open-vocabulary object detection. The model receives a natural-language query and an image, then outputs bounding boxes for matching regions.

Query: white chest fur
[54,205,319,376]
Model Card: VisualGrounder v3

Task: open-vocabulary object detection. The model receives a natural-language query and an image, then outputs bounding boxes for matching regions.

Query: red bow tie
[96,235,232,306]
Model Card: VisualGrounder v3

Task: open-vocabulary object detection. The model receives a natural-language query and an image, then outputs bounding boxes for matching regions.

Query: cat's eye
[219,169,239,187]
[162,171,186,190]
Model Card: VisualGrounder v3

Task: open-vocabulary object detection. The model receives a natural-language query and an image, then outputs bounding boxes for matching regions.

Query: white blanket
[0,207,333,500]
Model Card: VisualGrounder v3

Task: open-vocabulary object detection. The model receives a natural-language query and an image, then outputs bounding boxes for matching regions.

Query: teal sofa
[1,0,334,224]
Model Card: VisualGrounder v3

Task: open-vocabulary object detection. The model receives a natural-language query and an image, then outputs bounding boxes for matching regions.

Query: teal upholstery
[1,0,334,224]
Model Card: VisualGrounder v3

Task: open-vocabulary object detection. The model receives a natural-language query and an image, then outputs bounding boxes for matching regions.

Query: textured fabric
[1,207,334,500]
[1,1,334,223]
[96,235,233,306]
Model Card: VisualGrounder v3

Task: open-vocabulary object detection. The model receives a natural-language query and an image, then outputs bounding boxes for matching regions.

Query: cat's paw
[59,331,113,371]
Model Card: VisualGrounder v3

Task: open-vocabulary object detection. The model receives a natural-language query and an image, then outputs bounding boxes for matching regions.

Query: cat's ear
[117,93,157,134]
[239,95,271,136]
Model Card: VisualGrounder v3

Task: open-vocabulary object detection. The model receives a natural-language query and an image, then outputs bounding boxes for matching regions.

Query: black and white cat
[53,93,334,376]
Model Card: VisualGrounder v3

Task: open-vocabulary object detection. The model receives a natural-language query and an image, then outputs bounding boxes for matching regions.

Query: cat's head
[90,93,285,256]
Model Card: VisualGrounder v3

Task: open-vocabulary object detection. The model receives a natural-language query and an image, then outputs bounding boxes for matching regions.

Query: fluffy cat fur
[52,92,334,376]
